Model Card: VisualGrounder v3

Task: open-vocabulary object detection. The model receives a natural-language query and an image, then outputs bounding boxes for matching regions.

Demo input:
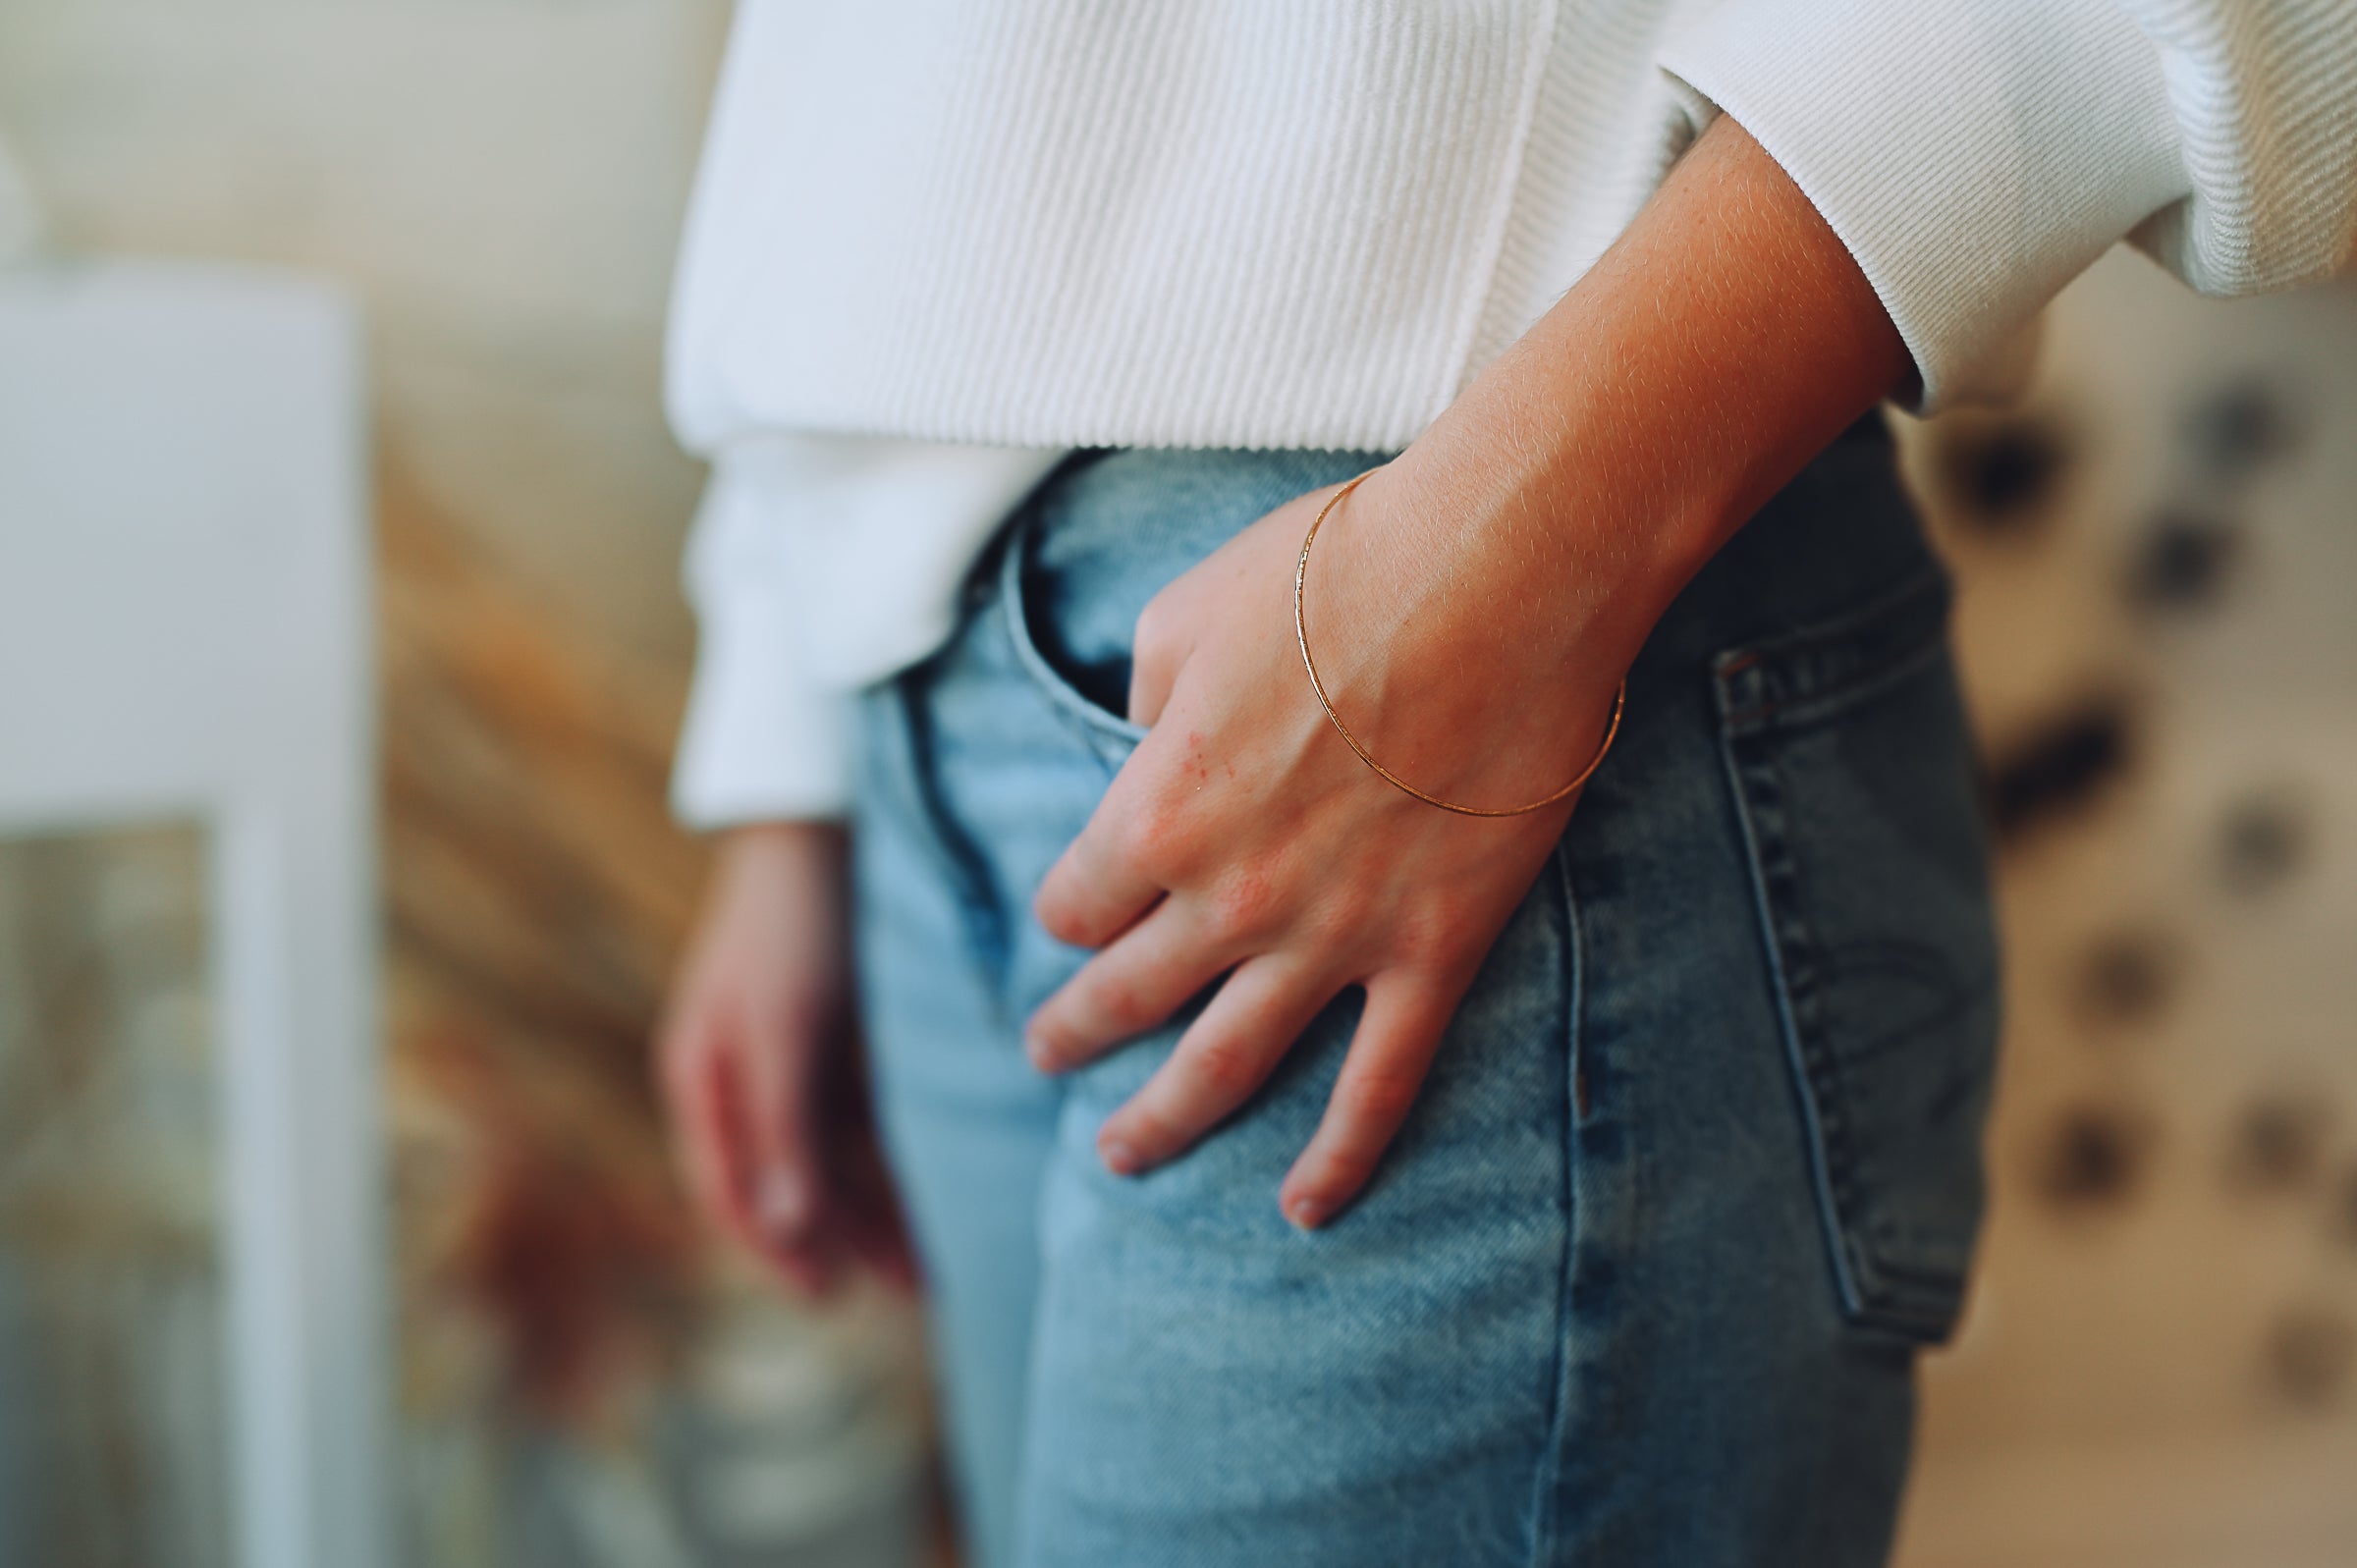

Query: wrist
[719,820,849,891]
[724,820,847,851]
[1373,396,1728,676]
[1355,117,1910,687]
[1291,460,1643,811]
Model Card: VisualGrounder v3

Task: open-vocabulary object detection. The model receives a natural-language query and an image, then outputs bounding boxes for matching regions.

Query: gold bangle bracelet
[1292,471,1627,819]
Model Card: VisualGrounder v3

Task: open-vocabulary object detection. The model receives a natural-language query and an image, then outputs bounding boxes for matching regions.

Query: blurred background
[0,4,2349,1566]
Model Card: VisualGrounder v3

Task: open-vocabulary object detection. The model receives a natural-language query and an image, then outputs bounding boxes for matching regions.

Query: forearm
[1349,116,1908,759]
[1031,120,1921,1218]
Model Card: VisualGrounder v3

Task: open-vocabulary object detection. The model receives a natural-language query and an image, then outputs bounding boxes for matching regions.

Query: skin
[658,114,1911,1282]
[656,822,914,1293]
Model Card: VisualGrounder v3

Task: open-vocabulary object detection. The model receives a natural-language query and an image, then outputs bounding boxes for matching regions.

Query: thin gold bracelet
[1292,471,1627,819]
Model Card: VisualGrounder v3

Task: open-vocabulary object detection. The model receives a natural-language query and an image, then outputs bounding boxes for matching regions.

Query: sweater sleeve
[670,448,853,828]
[1660,0,2357,413]
[668,436,1068,830]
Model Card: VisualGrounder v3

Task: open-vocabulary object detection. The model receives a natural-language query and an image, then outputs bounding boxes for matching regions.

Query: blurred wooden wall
[1891,256,2357,1567]
[0,6,933,1565]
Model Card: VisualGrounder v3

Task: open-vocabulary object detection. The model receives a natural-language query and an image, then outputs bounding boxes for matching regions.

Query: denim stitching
[892,663,1018,1007]
[1716,725,1871,1324]
[1524,844,1580,1567]
[1713,568,1951,732]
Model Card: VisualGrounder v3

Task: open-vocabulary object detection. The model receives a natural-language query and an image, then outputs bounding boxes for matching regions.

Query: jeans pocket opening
[997,504,1149,763]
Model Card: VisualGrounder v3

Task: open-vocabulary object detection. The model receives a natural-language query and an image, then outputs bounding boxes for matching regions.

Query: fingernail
[1286,1196,1328,1231]
[1024,1032,1058,1072]
[1099,1137,1140,1176]
[757,1169,811,1234]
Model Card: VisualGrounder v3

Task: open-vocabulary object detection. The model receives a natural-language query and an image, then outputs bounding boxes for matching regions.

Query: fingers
[1026,899,1234,1072]
[735,1007,838,1295]
[1093,955,1335,1175]
[1032,779,1170,950]
[1278,973,1462,1229]
[1125,600,1181,729]
[660,1026,756,1249]
[660,1004,846,1296]
[1125,663,1172,730]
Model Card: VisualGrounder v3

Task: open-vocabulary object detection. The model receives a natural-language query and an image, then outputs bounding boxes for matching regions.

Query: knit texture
[1664,0,2190,408]
[669,0,2357,825]
[670,0,1560,455]
[2124,0,2357,292]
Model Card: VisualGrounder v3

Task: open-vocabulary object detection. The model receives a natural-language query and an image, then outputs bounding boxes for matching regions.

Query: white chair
[0,256,386,1568]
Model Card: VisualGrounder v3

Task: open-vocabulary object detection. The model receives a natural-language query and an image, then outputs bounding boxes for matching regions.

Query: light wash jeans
[849,426,2000,1568]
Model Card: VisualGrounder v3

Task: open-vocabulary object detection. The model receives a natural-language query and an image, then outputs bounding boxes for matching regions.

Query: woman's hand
[656,822,915,1294]
[1025,115,1911,1228]
[1026,469,1628,1230]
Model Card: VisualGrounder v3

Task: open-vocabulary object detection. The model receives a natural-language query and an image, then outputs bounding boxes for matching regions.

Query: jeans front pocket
[998,498,1151,770]
[1714,568,2001,1342]
[994,447,1394,772]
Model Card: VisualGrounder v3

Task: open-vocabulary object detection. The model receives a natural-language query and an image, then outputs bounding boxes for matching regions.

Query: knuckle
[1184,1033,1264,1103]
[1202,869,1280,943]
[1119,1103,1180,1159]
[1119,790,1199,878]
[1079,976,1146,1039]
[1037,880,1111,949]
[1132,593,1177,662]
[1339,1061,1423,1126]
[1026,1000,1072,1054]
[1306,1147,1375,1198]
[1038,902,1092,949]
[1303,886,1374,947]
[1391,900,1469,965]
[1033,877,1084,943]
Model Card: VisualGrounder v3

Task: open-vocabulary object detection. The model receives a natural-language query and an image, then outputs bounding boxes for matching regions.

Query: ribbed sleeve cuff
[670,456,852,828]
[1662,0,2190,412]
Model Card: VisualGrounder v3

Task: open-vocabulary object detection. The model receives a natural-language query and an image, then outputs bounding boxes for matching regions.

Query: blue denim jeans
[850,429,2000,1568]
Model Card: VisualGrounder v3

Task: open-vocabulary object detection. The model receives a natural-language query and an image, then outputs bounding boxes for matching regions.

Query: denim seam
[1711,564,1946,678]
[1713,568,1951,733]
[1524,844,1580,1567]
[1716,718,1869,1325]
[892,665,1018,1009]
[1719,634,1948,735]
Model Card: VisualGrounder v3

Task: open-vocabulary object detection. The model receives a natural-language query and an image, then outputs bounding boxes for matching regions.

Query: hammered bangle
[1292,472,1626,819]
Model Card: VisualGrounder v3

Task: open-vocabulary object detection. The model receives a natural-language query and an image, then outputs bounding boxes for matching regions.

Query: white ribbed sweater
[667,0,2357,826]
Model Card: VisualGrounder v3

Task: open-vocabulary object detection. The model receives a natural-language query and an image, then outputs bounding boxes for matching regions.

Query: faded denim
[849,427,2001,1568]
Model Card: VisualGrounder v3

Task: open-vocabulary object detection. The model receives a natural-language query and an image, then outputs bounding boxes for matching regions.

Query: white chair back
[0,258,385,1568]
